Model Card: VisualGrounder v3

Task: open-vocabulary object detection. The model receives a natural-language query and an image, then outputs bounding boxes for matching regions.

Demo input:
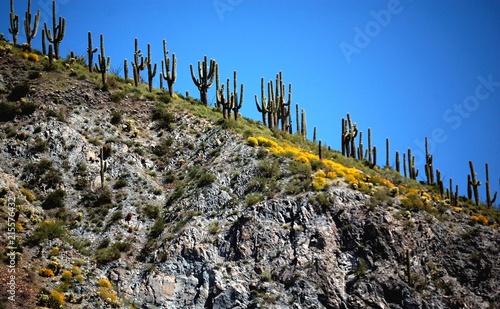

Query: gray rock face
[0,51,498,309]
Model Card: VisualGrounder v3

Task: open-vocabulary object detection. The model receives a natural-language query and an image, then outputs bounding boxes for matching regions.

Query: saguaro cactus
[132,38,147,87]
[395,151,400,173]
[100,147,108,188]
[41,29,46,55]
[218,70,244,120]
[485,163,497,207]
[43,0,66,59]
[9,0,19,45]
[87,32,98,73]
[424,137,434,185]
[385,138,390,168]
[146,44,157,93]
[301,109,307,140]
[124,59,129,80]
[190,56,216,105]
[94,34,110,87]
[468,160,481,206]
[24,0,40,49]
[255,77,268,126]
[342,113,358,158]
[161,39,177,97]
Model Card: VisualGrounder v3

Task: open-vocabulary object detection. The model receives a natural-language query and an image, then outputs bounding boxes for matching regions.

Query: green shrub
[27,220,66,246]
[95,246,120,265]
[152,137,174,156]
[245,193,264,207]
[41,189,66,209]
[152,103,175,129]
[81,187,113,208]
[110,111,122,124]
[0,99,37,121]
[257,159,280,179]
[108,211,123,225]
[7,82,31,101]
[207,221,221,235]
[150,219,165,238]
[23,159,62,189]
[197,172,216,187]
[143,204,160,219]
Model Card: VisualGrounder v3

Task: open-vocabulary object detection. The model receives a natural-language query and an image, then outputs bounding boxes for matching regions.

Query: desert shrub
[152,103,175,129]
[110,110,122,124]
[7,82,31,101]
[197,172,216,187]
[37,288,64,308]
[313,175,326,191]
[95,245,121,265]
[61,270,73,283]
[41,189,66,209]
[0,99,37,121]
[257,158,280,179]
[108,211,123,225]
[81,187,113,208]
[23,159,62,189]
[30,137,49,153]
[38,267,55,277]
[27,220,66,246]
[401,193,424,211]
[245,193,264,207]
[20,188,35,202]
[207,221,221,235]
[113,176,128,189]
[150,219,165,238]
[143,204,160,219]
[247,136,258,146]
[152,137,174,156]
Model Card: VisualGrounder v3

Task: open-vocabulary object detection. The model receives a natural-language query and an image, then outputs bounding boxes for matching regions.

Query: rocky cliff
[0,42,499,309]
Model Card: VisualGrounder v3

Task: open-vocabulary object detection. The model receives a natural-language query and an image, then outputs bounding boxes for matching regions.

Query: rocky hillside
[0,42,499,309]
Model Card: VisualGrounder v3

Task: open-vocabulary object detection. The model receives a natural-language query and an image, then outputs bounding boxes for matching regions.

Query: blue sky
[2,0,500,205]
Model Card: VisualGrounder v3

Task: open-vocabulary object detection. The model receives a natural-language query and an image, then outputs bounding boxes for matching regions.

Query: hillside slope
[0,42,499,309]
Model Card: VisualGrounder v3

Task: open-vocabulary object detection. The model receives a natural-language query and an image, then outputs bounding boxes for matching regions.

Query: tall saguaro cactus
[9,0,19,45]
[161,39,177,97]
[485,163,497,207]
[132,38,147,87]
[43,0,66,59]
[468,161,481,206]
[255,77,268,126]
[217,70,244,120]
[301,109,307,140]
[190,56,216,105]
[146,44,157,93]
[94,34,110,87]
[424,137,434,185]
[87,32,98,73]
[24,0,40,48]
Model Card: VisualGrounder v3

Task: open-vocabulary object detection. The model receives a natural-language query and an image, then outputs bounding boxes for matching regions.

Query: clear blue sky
[2,0,500,205]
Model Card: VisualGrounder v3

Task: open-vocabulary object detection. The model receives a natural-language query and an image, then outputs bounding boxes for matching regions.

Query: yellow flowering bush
[471,215,488,225]
[38,267,55,277]
[313,176,326,191]
[247,136,258,146]
[98,278,113,288]
[50,290,65,306]
[20,188,35,202]
[15,222,23,232]
[61,270,73,282]
[98,278,120,306]
[28,53,39,62]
